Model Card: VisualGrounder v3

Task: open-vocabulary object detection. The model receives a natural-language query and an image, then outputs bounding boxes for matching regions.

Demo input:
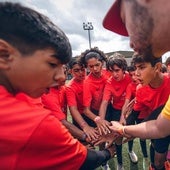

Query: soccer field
[96,138,150,170]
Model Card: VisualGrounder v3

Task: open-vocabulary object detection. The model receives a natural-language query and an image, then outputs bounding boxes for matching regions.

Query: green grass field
[96,139,150,170]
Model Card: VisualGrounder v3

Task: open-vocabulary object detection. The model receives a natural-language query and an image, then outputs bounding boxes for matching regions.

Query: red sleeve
[133,87,145,111]
[125,83,137,100]
[16,115,87,170]
[102,79,112,101]
[125,83,133,100]
[41,91,66,120]
[66,83,78,107]
[83,80,92,107]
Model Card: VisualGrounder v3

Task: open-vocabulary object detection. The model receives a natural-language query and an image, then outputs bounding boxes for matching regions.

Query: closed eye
[49,63,57,68]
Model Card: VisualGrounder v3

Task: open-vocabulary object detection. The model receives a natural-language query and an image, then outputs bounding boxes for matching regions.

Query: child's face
[135,62,156,85]
[128,70,140,84]
[111,65,125,81]
[3,48,66,98]
[86,57,103,78]
[70,64,86,81]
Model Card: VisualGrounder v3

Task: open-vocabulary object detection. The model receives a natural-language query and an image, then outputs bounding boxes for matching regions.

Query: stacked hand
[93,121,134,146]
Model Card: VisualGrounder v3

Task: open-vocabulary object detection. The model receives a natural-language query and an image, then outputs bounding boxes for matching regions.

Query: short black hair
[127,65,136,72]
[68,56,83,69]
[0,2,72,64]
[131,53,162,67]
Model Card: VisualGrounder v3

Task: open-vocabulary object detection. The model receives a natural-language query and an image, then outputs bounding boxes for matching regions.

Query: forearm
[124,114,169,139]
[69,106,88,129]
[99,100,108,119]
[84,107,98,121]
[61,119,86,141]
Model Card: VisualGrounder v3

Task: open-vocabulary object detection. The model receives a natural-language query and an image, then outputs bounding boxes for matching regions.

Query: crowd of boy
[1,1,170,170]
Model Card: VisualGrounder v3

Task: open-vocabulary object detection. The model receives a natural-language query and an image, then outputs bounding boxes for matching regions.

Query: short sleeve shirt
[66,78,84,114]
[103,73,131,110]
[0,86,87,169]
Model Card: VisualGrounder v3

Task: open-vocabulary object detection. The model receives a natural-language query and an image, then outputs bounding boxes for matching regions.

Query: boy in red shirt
[66,56,99,141]
[0,2,116,170]
[131,54,170,170]
[99,53,131,170]
[41,65,92,143]
[110,54,170,170]
[120,65,140,164]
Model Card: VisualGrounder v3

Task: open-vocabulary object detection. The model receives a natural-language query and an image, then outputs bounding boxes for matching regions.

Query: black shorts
[152,136,170,153]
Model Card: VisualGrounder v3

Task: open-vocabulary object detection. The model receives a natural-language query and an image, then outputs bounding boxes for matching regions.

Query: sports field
[96,138,150,170]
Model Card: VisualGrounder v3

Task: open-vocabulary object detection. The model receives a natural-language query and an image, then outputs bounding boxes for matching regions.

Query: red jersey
[83,72,108,111]
[66,78,84,114]
[134,75,170,119]
[0,86,87,170]
[103,73,131,110]
[102,68,112,79]
[125,82,138,100]
[41,87,67,120]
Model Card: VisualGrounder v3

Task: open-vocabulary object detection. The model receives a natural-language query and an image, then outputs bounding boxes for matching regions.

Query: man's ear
[0,39,13,69]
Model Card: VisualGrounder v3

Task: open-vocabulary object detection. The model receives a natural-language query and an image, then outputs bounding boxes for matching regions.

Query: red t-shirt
[41,87,67,120]
[125,82,138,100]
[0,86,87,170]
[66,78,84,114]
[102,68,112,79]
[103,73,131,110]
[83,72,108,111]
[134,75,170,119]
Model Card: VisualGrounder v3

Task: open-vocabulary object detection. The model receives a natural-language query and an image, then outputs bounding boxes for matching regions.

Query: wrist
[117,126,126,136]
[94,116,101,122]
[81,121,87,128]
[82,133,87,141]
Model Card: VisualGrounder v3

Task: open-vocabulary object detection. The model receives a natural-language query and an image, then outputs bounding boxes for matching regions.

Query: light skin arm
[83,106,97,121]
[120,98,130,124]
[123,113,170,139]
[109,113,170,140]
[69,106,99,141]
[97,100,111,135]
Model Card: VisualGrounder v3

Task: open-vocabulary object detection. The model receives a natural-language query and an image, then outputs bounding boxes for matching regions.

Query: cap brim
[103,0,128,36]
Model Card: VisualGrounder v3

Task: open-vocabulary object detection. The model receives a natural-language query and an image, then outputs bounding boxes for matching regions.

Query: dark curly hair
[80,47,107,67]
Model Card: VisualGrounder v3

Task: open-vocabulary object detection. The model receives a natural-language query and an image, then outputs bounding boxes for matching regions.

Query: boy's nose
[54,67,66,85]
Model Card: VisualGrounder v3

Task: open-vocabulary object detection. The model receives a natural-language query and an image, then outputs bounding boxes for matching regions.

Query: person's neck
[149,73,164,88]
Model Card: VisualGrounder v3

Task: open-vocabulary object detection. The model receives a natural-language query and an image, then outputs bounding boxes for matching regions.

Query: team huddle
[0,1,170,170]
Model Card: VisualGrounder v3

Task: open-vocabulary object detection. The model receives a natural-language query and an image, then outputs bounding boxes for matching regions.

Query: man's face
[121,0,170,58]
[120,0,157,58]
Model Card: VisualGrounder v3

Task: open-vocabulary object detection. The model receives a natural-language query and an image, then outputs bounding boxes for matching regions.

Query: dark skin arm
[61,119,89,141]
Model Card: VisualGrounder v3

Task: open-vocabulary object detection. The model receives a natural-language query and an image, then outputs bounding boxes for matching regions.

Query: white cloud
[1,0,131,56]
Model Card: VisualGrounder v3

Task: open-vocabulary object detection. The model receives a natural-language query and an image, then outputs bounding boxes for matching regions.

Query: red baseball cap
[103,0,128,36]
